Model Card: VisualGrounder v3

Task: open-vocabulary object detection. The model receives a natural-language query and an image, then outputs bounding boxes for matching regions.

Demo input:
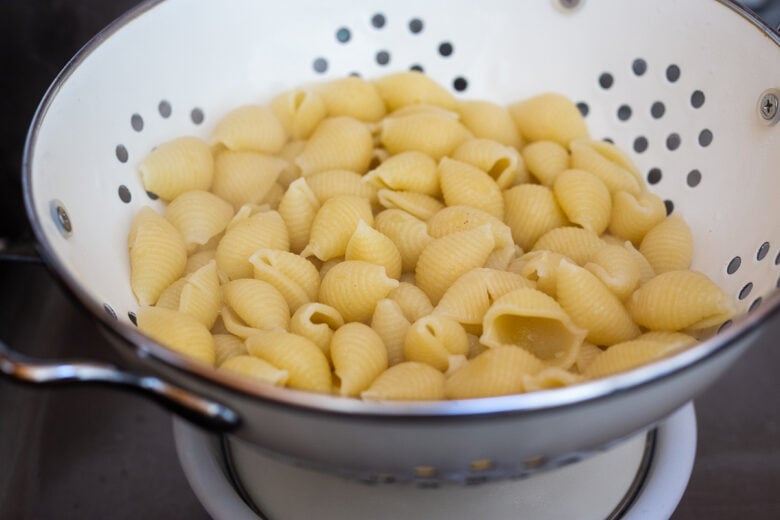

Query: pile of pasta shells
[129,71,735,401]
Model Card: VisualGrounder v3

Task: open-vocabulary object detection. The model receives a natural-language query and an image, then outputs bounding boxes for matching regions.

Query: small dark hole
[757,241,770,261]
[313,57,328,73]
[602,137,614,144]
[739,283,753,300]
[666,64,681,82]
[617,104,632,121]
[633,136,648,153]
[115,145,128,163]
[727,256,741,275]
[453,76,468,92]
[576,102,589,116]
[190,108,204,125]
[336,27,351,43]
[666,133,681,151]
[371,13,386,28]
[749,297,763,313]
[718,320,733,333]
[664,199,674,215]
[686,169,701,187]
[131,114,144,132]
[103,304,117,320]
[128,312,138,326]
[409,64,424,73]
[698,129,713,147]
[409,18,424,34]
[651,101,665,119]
[647,168,662,184]
[349,71,361,77]
[158,100,172,118]
[438,42,453,57]
[691,90,705,108]
[118,185,132,203]
[775,250,780,265]
[632,58,647,76]
[777,275,780,289]
[599,72,614,89]
[146,191,159,200]
[376,51,390,66]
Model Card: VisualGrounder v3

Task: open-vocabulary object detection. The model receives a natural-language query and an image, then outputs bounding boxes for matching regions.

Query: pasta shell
[129,207,187,306]
[276,140,306,188]
[608,191,667,244]
[428,205,514,249]
[374,209,432,272]
[371,299,411,366]
[480,288,585,369]
[219,355,289,386]
[278,177,320,254]
[508,93,588,146]
[137,306,215,365]
[404,316,469,372]
[331,322,388,396]
[246,329,332,393]
[387,282,434,322]
[584,332,697,379]
[306,169,377,204]
[262,182,285,210]
[216,209,290,280]
[179,260,222,328]
[213,334,248,366]
[380,112,472,160]
[532,226,604,265]
[570,139,642,195]
[156,277,188,310]
[521,140,570,187]
[553,169,612,234]
[624,241,656,284]
[439,157,504,219]
[451,138,527,188]
[185,250,217,275]
[165,191,234,253]
[211,105,287,154]
[220,307,264,339]
[302,195,374,261]
[361,362,446,401]
[223,279,290,330]
[522,367,584,392]
[249,248,320,312]
[584,244,641,300]
[514,250,567,298]
[269,88,328,140]
[319,260,400,322]
[318,76,387,122]
[139,136,214,201]
[374,71,458,111]
[639,215,694,274]
[212,151,287,209]
[345,220,403,280]
[574,342,603,374]
[503,184,568,250]
[363,151,439,196]
[457,101,523,149]
[445,346,543,399]
[295,116,373,176]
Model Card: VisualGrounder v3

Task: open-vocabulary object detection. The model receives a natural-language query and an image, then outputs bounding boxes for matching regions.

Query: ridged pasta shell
[584,332,697,378]
[129,207,187,306]
[522,367,584,392]
[306,169,377,204]
[371,299,411,366]
[480,288,585,369]
[219,355,289,386]
[377,189,444,221]
[137,306,215,365]
[331,323,388,397]
[404,316,469,372]
[319,260,400,322]
[289,302,344,356]
[179,260,222,329]
[380,112,472,160]
[185,250,217,275]
[428,205,513,249]
[457,101,523,149]
[532,226,604,265]
[445,346,544,399]
[211,105,287,154]
[608,191,667,244]
[246,329,332,393]
[361,362,446,401]
[628,270,735,331]
[278,178,320,254]
[439,157,504,219]
[584,244,641,300]
[374,71,458,111]
[212,151,287,209]
[139,137,214,201]
[318,76,387,122]
[503,184,568,250]
[386,283,432,323]
[508,93,588,146]
[514,250,567,298]
[302,195,373,261]
[220,306,263,339]
[223,279,290,330]
[624,241,656,284]
[574,342,603,374]
[215,210,290,280]
[570,139,642,195]
[345,220,403,280]
[451,138,527,188]
[639,215,694,274]
[363,151,439,196]
[250,248,320,312]
[165,191,234,253]
[521,140,569,187]
[374,209,432,272]
[156,278,188,310]
[556,261,640,346]
[263,183,285,210]
[269,88,327,140]
[553,169,612,234]
[295,116,373,176]
[276,140,306,188]
[213,334,248,366]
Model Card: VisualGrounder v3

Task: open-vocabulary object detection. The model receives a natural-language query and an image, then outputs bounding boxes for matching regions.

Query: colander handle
[0,340,240,432]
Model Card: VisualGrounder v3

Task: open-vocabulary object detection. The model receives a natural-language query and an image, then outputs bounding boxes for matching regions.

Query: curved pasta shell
[220,355,289,386]
[374,71,458,111]
[451,138,527,189]
[377,190,444,221]
[445,346,543,399]
[213,334,248,366]
[129,207,187,306]
[278,178,320,254]
[295,116,373,176]
[522,367,584,392]
[137,306,215,365]
[211,105,287,154]
[345,220,403,280]
[628,270,735,331]
[570,139,642,195]
[439,157,504,220]
[216,210,290,280]
[289,302,344,356]
[371,299,411,366]
[574,342,603,374]
[503,184,568,250]
[457,101,523,149]
[521,140,570,187]
[212,151,287,209]
[584,244,641,301]
[220,306,263,339]
[388,282,434,322]
[179,260,222,328]
[246,329,331,393]
[514,250,567,298]
[306,169,377,204]
[156,277,188,310]
[553,169,612,234]
[331,322,388,396]
[374,209,432,272]
[276,140,306,188]
[361,362,446,401]
[608,191,667,244]
[302,195,373,261]
[639,215,694,274]
[415,225,496,304]
[223,279,290,330]
[556,261,640,346]
[250,248,320,312]
[624,241,656,284]
[380,112,472,160]
[319,260,400,322]
[363,151,439,196]
[185,250,217,275]
[428,205,513,249]
[165,191,233,253]
[263,183,285,210]
[508,93,588,146]
[481,288,585,368]
[584,332,697,378]
[403,315,469,372]
[532,226,604,265]
[270,88,327,140]
[318,76,387,122]
[139,136,214,201]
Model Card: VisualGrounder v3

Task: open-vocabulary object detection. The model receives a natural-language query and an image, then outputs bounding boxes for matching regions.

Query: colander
[1,0,779,484]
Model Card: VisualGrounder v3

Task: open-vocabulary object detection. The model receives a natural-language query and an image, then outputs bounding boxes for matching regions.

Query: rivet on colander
[50,200,73,238]
[757,89,780,125]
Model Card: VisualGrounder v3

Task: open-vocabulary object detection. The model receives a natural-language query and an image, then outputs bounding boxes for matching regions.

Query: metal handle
[0,340,240,432]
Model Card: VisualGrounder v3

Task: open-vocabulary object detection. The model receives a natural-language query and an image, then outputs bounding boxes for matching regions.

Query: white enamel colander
[2,0,779,484]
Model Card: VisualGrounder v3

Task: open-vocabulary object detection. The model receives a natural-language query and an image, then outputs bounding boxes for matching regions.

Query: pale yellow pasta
[213,333,248,366]
[301,195,373,261]
[639,215,694,274]
[165,190,234,252]
[137,306,215,365]
[223,279,290,330]
[624,241,656,284]
[361,362,446,401]
[485,244,522,271]
[185,249,217,275]
[211,105,287,154]
[386,104,460,120]
[445,346,543,399]
[521,140,569,187]
[220,306,264,339]
[129,206,187,306]
[374,71,458,111]
[179,260,222,328]
[508,93,588,146]
[513,250,567,298]
[306,169,377,204]
[403,315,469,372]
[345,220,403,280]
[480,288,585,369]
[276,140,306,188]
[139,137,214,201]
[380,111,472,160]
[330,322,388,396]
[246,329,331,393]
[628,270,735,331]
[295,116,373,176]
[532,226,604,265]
[215,209,290,280]
[584,332,698,378]
[156,277,188,310]
[317,257,341,279]
[371,298,411,366]
[466,333,489,359]
[319,260,400,322]
[553,169,612,234]
[212,151,287,209]
[608,191,667,244]
[584,244,641,300]
[439,157,504,220]
[415,225,497,304]
[457,100,523,149]
[374,209,432,272]
[574,342,603,374]
[269,89,327,140]
[570,139,643,195]
[427,205,513,249]
[318,76,387,122]
[219,355,289,386]
[387,282,434,322]
[249,248,320,312]
[555,261,640,346]
[289,302,344,356]
[262,182,285,210]
[277,177,320,254]
[362,151,439,196]
[522,367,584,392]
[451,138,527,189]
[503,184,568,250]
[376,189,444,221]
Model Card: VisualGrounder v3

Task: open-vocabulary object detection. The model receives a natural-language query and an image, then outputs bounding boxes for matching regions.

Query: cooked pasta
[246,329,332,393]
[522,367,584,392]
[289,302,344,356]
[219,355,289,386]
[137,306,215,365]
[212,151,287,209]
[302,195,373,261]
[215,209,290,280]
[521,140,569,187]
[276,140,306,188]
[451,138,527,188]
[295,116,374,176]
[428,205,513,249]
[361,362,446,401]
[608,191,667,244]
[584,332,697,378]
[213,333,248,366]
[373,71,458,111]
[532,226,604,265]
[139,136,214,201]
[584,244,641,300]
[178,260,222,329]
[278,177,320,254]
[362,151,439,196]
[319,76,387,122]
[165,191,234,253]
[345,220,403,280]
[211,105,287,154]
[249,248,320,312]
[370,298,411,366]
[404,315,469,372]
[438,157,504,219]
[387,282,434,322]
[639,215,694,274]
[513,250,567,298]
[330,322,388,396]
[445,346,543,399]
[376,189,444,221]
[306,169,377,204]
[270,88,327,140]
[508,93,589,146]
[553,169,612,234]
[457,100,523,149]
[223,278,290,330]
[319,260,400,322]
[569,139,643,195]
[380,110,472,160]
[503,184,568,250]
[374,209,432,272]
[185,249,217,275]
